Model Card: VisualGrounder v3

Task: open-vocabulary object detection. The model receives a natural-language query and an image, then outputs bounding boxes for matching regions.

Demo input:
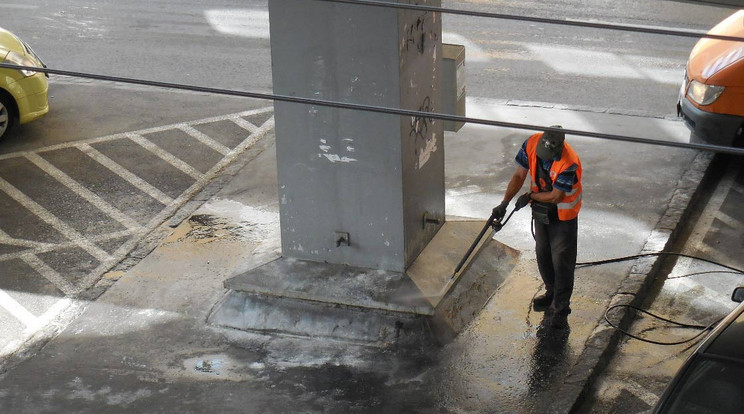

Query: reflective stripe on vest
[525,133,583,221]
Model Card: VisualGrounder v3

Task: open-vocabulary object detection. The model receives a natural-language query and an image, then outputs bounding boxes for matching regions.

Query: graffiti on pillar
[400,1,441,170]
[402,10,439,56]
[410,96,437,169]
[404,13,427,54]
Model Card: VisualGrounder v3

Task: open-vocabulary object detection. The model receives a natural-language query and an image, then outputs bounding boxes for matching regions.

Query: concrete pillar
[269,0,444,272]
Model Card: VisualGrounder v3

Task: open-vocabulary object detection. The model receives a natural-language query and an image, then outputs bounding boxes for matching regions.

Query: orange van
[678,10,744,146]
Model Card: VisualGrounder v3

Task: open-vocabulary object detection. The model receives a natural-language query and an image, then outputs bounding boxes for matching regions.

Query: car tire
[0,94,15,142]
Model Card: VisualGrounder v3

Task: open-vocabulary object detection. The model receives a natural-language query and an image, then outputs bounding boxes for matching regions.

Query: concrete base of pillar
[208,221,520,345]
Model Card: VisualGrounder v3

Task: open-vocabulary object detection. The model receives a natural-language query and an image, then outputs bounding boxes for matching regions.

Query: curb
[551,150,715,413]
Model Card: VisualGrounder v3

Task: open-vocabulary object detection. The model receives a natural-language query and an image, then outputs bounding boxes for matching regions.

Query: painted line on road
[0,177,110,263]
[127,133,204,181]
[78,143,174,206]
[231,117,260,134]
[623,379,661,408]
[21,254,76,296]
[25,153,142,231]
[77,114,276,290]
[0,290,37,329]
[0,228,55,250]
[0,108,274,162]
[0,108,275,330]
[178,125,231,155]
[0,229,138,262]
[0,4,39,9]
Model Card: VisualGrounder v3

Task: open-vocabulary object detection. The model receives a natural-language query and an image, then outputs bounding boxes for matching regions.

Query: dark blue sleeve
[515,140,529,169]
[554,164,578,192]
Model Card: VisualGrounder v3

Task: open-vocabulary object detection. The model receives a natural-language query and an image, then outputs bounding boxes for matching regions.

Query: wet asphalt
[0,99,708,413]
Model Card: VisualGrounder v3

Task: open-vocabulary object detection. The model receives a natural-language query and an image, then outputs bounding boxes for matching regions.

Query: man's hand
[492,201,508,222]
[515,192,532,211]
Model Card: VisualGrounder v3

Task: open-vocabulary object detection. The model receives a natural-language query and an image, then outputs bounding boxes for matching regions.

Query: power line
[4,62,743,156]
[314,0,744,43]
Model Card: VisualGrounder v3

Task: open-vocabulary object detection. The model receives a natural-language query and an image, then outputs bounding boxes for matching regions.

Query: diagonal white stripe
[0,177,110,262]
[178,125,231,155]
[0,229,138,262]
[0,227,55,250]
[25,153,142,231]
[127,133,204,180]
[21,253,76,296]
[231,117,259,133]
[78,143,173,206]
[0,290,37,328]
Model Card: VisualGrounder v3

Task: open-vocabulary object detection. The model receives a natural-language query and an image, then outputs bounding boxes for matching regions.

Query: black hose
[577,252,744,274]
[584,253,743,345]
[604,304,723,346]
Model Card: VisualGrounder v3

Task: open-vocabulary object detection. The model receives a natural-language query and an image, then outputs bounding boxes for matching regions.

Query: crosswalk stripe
[127,133,204,180]
[78,143,174,206]
[0,177,111,263]
[25,153,142,231]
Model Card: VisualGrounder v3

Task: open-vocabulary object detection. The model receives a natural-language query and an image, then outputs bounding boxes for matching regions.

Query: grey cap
[536,125,565,160]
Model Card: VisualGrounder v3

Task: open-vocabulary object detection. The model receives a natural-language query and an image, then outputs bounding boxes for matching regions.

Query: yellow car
[0,27,48,141]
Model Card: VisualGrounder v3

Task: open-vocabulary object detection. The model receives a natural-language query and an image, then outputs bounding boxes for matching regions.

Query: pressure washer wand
[453,205,520,275]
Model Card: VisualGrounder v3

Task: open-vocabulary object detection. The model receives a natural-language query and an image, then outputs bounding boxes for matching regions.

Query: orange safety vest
[525,133,583,221]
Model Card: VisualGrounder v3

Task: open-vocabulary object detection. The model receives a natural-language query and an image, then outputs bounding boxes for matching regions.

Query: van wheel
[0,95,15,142]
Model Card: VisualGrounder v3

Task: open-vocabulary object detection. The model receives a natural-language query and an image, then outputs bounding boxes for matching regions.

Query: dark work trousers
[533,216,578,315]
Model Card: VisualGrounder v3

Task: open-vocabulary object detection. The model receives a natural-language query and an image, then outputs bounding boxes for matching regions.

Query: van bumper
[679,97,743,146]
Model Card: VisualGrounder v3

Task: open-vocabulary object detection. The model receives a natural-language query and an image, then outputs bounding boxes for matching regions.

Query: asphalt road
[1,0,737,126]
[577,154,744,413]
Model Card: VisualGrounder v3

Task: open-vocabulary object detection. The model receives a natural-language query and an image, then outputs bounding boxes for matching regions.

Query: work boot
[550,312,569,330]
[532,292,553,311]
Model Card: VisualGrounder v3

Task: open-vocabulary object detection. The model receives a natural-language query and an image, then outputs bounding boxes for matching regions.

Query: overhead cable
[314,0,744,43]
[4,63,744,156]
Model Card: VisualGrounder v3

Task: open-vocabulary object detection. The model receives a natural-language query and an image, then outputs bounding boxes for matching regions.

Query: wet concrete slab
[211,220,520,345]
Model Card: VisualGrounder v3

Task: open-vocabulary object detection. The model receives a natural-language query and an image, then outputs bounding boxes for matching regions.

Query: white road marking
[0,4,39,9]
[127,133,204,180]
[77,115,275,290]
[0,229,138,262]
[231,117,259,134]
[78,143,174,206]
[0,290,37,328]
[0,177,110,262]
[21,254,76,296]
[178,125,231,155]
[623,379,660,408]
[0,109,273,162]
[30,297,74,331]
[0,108,275,330]
[25,152,142,231]
[0,229,55,250]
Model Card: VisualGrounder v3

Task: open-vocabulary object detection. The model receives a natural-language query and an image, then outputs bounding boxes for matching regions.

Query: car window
[662,357,744,414]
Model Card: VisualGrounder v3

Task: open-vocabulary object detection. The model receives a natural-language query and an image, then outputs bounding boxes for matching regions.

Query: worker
[492,126,582,329]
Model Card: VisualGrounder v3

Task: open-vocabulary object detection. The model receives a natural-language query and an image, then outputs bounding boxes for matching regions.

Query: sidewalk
[0,99,710,413]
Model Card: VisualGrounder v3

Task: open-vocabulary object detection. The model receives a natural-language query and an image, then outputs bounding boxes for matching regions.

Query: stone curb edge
[551,150,716,414]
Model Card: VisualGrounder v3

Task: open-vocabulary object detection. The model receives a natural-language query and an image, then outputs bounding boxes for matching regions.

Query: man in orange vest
[492,126,582,329]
